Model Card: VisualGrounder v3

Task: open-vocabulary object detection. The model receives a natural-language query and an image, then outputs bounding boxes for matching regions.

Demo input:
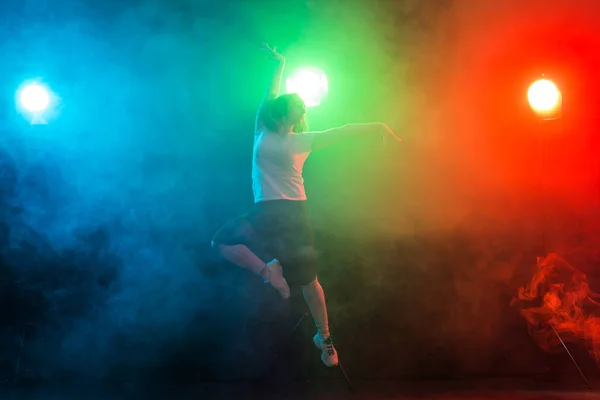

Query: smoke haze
[0,0,599,385]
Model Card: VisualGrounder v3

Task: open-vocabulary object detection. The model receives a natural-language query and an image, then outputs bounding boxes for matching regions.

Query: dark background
[0,0,599,389]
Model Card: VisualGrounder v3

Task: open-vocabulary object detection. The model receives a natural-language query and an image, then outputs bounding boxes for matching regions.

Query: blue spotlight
[16,81,57,124]
[19,82,50,113]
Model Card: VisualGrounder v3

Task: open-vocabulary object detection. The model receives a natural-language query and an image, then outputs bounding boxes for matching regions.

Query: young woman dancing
[212,43,401,367]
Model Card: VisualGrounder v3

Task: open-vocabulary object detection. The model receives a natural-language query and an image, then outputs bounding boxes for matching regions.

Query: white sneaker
[264,259,290,300]
[313,332,339,367]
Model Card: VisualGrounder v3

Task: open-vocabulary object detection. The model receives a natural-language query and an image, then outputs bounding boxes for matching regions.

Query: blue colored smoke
[0,0,296,382]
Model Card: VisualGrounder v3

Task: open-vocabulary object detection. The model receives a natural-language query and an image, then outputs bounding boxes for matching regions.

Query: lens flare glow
[19,83,50,113]
[286,67,328,107]
[527,79,560,112]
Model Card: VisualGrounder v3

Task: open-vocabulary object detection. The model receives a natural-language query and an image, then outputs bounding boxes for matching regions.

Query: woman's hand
[261,43,285,63]
[379,123,403,144]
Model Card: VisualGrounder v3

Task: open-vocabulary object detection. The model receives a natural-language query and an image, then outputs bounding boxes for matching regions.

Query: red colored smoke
[513,253,600,360]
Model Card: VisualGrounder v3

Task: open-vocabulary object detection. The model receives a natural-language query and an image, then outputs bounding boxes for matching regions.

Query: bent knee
[211,240,234,252]
[300,275,319,289]
[211,240,233,255]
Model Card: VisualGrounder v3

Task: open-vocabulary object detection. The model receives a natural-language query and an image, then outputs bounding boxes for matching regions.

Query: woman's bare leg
[212,242,290,299]
[302,277,338,367]
[301,277,330,335]
[212,242,267,277]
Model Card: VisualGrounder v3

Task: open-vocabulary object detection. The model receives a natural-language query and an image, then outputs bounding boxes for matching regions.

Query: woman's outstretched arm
[255,43,285,132]
[311,122,402,150]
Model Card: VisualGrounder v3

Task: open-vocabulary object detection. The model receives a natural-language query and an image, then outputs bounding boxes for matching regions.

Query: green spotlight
[286,67,328,107]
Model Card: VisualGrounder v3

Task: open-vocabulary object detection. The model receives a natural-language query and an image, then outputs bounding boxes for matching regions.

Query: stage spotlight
[286,67,328,107]
[528,78,562,120]
[16,81,54,124]
[19,83,50,113]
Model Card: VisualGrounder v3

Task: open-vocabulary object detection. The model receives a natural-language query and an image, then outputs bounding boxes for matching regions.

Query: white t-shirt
[252,129,316,203]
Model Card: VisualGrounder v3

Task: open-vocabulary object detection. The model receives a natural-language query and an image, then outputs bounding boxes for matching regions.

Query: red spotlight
[528,77,562,120]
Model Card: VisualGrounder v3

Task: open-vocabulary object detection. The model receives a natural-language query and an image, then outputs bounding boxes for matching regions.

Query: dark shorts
[212,200,317,286]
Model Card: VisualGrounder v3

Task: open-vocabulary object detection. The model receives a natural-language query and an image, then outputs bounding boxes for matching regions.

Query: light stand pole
[528,77,591,389]
[528,76,562,256]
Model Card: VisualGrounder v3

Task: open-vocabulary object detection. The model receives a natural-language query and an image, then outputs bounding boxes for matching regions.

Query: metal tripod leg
[283,311,354,392]
[289,311,309,338]
[550,325,591,390]
[268,311,310,378]
[13,322,33,388]
[338,361,354,392]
